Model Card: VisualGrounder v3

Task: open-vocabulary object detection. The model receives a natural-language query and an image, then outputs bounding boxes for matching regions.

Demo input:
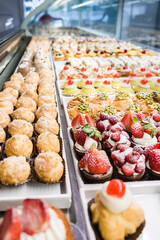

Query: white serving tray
[80,184,160,240]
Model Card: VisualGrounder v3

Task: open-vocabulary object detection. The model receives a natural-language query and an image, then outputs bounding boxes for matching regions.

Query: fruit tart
[98,80,114,94]
[111,146,146,180]
[88,179,145,240]
[67,94,90,109]
[63,80,80,96]
[112,92,131,111]
[0,198,74,240]
[116,79,134,94]
[73,123,102,157]
[71,113,95,132]
[54,51,65,61]
[78,148,113,183]
[134,79,151,93]
[81,80,97,95]
[144,143,160,179]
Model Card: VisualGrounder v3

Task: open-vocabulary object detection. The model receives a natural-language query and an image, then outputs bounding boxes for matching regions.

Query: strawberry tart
[0,199,74,240]
[88,179,145,240]
[78,148,113,183]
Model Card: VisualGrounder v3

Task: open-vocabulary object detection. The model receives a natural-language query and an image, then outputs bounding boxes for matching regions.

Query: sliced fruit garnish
[71,113,86,131]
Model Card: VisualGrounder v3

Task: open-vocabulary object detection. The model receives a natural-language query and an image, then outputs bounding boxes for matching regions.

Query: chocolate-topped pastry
[78,148,113,183]
[18,62,31,76]
[88,179,145,240]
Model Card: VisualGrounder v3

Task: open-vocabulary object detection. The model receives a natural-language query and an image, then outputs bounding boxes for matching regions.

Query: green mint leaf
[132,116,138,123]
[151,128,157,138]
[89,132,94,137]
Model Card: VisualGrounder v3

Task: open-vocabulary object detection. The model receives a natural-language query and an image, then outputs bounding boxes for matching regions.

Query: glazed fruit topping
[93,68,99,72]
[63,66,69,71]
[81,67,86,72]
[106,179,125,198]
[140,79,148,85]
[124,49,127,53]
[103,80,111,85]
[121,112,135,132]
[146,73,152,77]
[109,115,119,125]
[113,74,120,78]
[79,148,110,174]
[0,208,21,240]
[97,74,103,79]
[86,49,90,54]
[131,122,144,138]
[96,121,105,132]
[121,165,134,176]
[130,73,136,77]
[111,132,121,142]
[140,68,146,72]
[82,74,88,79]
[100,112,109,121]
[85,80,93,85]
[67,75,73,80]
[67,80,74,86]
[157,79,160,84]
[153,113,160,122]
[107,67,112,71]
[123,66,128,70]
[125,151,140,164]
[123,79,130,84]
[22,199,50,235]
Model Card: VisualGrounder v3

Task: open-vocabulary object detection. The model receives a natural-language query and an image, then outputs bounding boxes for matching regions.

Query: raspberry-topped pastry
[134,79,151,93]
[78,148,113,183]
[89,179,145,240]
[111,146,146,180]
[73,123,102,157]
[144,143,160,178]
[0,199,74,240]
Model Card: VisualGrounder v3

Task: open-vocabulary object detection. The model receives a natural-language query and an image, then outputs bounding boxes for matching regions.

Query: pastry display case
[0,0,160,239]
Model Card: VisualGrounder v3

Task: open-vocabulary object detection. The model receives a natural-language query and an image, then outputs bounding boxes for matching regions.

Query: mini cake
[134,79,151,93]
[94,74,104,88]
[74,49,83,58]
[136,67,148,77]
[150,67,160,76]
[144,143,160,179]
[112,92,131,111]
[145,72,156,89]
[81,80,97,95]
[78,148,113,183]
[63,80,80,96]
[151,78,160,91]
[77,74,88,88]
[111,146,146,180]
[0,199,74,239]
[89,179,145,240]
[65,49,74,58]
[119,66,131,77]
[111,74,121,88]
[98,80,114,94]
[73,123,102,157]
[103,67,117,78]
[117,79,134,93]
[54,51,65,61]
[129,73,139,87]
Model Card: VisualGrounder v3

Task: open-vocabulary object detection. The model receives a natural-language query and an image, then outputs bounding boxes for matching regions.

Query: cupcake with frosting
[151,78,160,91]
[111,74,121,88]
[117,79,134,93]
[98,80,114,94]
[94,74,104,88]
[145,72,156,89]
[103,67,117,78]
[129,73,140,87]
[134,79,151,93]
[135,67,148,77]
[81,80,97,95]
[150,67,160,76]
[63,80,80,96]
[77,74,89,88]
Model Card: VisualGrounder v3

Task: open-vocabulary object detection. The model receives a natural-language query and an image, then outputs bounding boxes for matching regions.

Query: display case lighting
[71,0,95,9]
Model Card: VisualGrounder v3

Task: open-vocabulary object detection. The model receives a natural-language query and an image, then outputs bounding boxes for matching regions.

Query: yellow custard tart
[63,80,80,96]
[117,79,134,93]
[98,80,114,94]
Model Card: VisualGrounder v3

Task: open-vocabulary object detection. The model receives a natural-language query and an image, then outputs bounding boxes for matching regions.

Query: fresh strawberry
[79,148,94,168]
[85,114,95,127]
[121,112,135,132]
[121,165,134,176]
[148,149,160,172]
[74,127,87,146]
[133,146,144,155]
[109,115,119,125]
[131,123,144,138]
[143,144,157,159]
[0,208,21,240]
[125,151,140,164]
[113,154,126,168]
[144,128,152,135]
[71,113,86,131]
[153,113,160,122]
[111,132,120,142]
[87,150,110,174]
[135,161,145,173]
[22,199,50,235]
[136,112,146,121]
[158,136,160,142]
[116,143,130,152]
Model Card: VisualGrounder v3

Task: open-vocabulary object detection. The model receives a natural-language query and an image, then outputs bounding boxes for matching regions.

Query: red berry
[107,67,112,71]
[116,143,130,152]
[71,113,87,131]
[85,114,95,127]
[123,66,128,70]
[113,74,120,78]
[100,112,109,121]
[123,79,130,84]
[81,67,86,72]
[125,151,140,164]
[96,121,105,132]
[79,148,94,168]
[136,112,146,121]
[102,131,110,141]
[111,132,120,142]
[146,73,152,78]
[74,127,87,146]
[0,208,21,240]
[97,74,103,79]
[22,199,50,235]
[67,80,74,86]
[140,79,148,85]
[93,68,99,72]
[67,76,73,80]
[82,74,88,79]
[109,115,119,125]
[106,179,126,198]
[153,113,160,122]
[131,123,144,138]
[141,68,146,72]
[63,66,69,70]
[135,161,145,173]
[148,149,160,172]
[113,154,126,167]
[121,112,135,132]
[85,80,92,85]
[133,146,144,155]
[121,165,134,176]
[157,79,160,84]
[124,49,127,53]
[103,80,111,85]
[158,136,160,142]
[86,49,90,54]
[103,140,112,150]
[144,144,157,159]
[130,73,136,77]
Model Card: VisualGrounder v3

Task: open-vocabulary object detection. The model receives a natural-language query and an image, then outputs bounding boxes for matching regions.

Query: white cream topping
[132,132,157,147]
[138,82,150,88]
[108,134,127,151]
[65,82,76,89]
[122,82,131,87]
[75,136,98,151]
[100,181,133,214]
[83,84,93,89]
[102,119,110,128]
[102,83,111,88]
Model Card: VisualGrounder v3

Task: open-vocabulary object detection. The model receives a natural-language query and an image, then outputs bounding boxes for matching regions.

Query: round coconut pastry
[34,151,64,183]
[35,116,59,135]
[21,90,38,103]
[5,134,33,158]
[37,95,56,108]
[0,156,30,185]
[38,83,55,97]
[0,94,17,106]
[11,107,35,123]
[10,72,24,85]
[2,87,19,98]
[3,81,21,91]
[0,111,11,128]
[16,97,37,112]
[24,78,38,89]
[35,103,57,120]
[36,132,60,153]
[8,119,34,138]
[0,100,13,114]
[25,71,39,82]
[39,77,53,85]
[39,68,53,78]
[0,126,6,142]
[19,83,37,95]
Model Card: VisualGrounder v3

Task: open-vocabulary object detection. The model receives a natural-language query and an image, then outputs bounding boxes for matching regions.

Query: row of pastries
[0,38,64,186]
